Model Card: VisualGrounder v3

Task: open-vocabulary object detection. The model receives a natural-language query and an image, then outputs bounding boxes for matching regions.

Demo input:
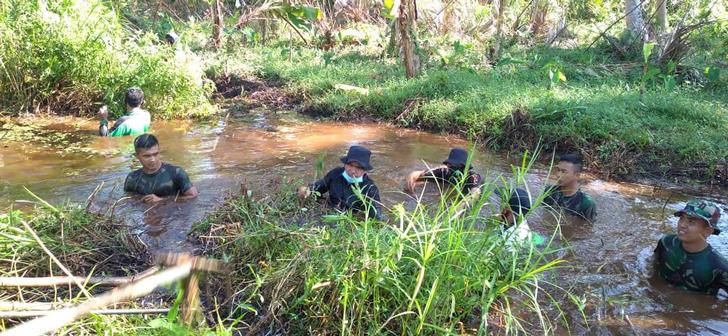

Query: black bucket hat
[340,145,373,171]
[495,188,532,215]
[443,148,469,167]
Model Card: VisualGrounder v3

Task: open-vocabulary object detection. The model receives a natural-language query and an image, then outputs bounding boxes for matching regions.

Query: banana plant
[236,1,322,44]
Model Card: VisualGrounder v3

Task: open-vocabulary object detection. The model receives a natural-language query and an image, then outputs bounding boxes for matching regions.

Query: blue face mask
[342,170,364,184]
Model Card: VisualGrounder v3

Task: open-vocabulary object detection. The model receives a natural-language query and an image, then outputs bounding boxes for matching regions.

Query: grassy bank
[222,45,727,183]
[189,170,578,334]
[0,200,157,333]
[0,0,214,119]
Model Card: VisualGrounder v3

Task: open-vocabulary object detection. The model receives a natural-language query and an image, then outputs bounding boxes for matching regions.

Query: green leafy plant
[542,60,567,89]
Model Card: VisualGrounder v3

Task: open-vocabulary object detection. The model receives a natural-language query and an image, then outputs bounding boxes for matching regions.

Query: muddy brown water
[1,112,726,335]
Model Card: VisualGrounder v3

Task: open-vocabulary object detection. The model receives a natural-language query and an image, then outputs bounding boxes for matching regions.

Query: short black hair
[559,154,583,172]
[125,87,144,107]
[134,133,158,153]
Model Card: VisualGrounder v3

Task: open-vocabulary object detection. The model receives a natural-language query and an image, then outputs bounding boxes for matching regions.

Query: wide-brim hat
[340,145,373,171]
[443,148,469,167]
[674,199,722,235]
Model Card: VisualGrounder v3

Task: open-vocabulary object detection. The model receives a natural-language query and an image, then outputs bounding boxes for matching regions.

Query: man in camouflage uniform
[124,134,198,203]
[544,154,596,221]
[654,199,728,295]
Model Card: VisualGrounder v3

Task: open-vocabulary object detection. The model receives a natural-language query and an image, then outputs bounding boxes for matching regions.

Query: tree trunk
[624,0,645,40]
[212,0,224,49]
[529,0,548,39]
[656,0,668,32]
[441,1,455,35]
[492,0,507,60]
[398,0,419,78]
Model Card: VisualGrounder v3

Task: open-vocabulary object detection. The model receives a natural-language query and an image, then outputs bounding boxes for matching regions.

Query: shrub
[0,0,214,118]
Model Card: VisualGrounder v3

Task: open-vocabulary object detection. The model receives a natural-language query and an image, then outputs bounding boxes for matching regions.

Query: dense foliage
[0,0,214,118]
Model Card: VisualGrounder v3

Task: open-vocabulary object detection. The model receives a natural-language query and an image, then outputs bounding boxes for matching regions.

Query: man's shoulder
[545,185,561,194]
[130,108,151,116]
[126,167,144,179]
[578,190,596,206]
[160,163,188,176]
[658,234,679,248]
[707,245,728,269]
[363,174,378,186]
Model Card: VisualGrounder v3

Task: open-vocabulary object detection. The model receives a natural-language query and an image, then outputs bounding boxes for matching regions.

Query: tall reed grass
[193,156,579,334]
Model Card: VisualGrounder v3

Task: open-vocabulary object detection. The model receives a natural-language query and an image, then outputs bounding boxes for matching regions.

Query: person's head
[499,188,531,226]
[443,148,469,171]
[674,200,722,243]
[555,154,583,188]
[164,32,178,45]
[134,134,161,172]
[340,145,373,178]
[125,87,144,109]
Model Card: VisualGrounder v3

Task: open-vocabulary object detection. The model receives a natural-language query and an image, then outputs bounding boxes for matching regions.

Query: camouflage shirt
[544,185,597,221]
[124,163,193,197]
[654,234,728,294]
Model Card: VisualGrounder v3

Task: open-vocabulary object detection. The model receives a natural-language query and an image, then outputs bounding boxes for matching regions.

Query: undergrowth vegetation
[190,164,577,334]
[0,192,157,333]
[0,0,214,118]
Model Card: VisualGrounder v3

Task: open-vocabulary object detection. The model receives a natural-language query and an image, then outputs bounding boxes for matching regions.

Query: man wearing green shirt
[544,154,597,221]
[98,87,151,137]
[654,199,728,295]
[124,134,198,203]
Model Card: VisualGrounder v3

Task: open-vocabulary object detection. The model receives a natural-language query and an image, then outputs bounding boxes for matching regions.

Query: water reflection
[1,111,727,335]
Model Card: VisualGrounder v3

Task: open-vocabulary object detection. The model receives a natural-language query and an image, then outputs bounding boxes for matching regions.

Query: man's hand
[405,171,423,193]
[142,194,164,203]
[97,105,109,120]
[297,186,311,199]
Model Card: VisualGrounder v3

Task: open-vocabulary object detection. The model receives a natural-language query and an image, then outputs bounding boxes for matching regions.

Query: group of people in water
[102,87,727,296]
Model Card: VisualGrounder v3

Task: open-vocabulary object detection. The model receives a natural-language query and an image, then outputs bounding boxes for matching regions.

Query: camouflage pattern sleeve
[653,236,667,266]
[712,254,728,293]
[123,171,137,193]
[581,196,597,221]
[173,166,194,193]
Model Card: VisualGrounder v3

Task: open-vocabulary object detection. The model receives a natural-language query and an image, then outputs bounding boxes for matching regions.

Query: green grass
[0,0,215,119]
[226,45,727,181]
[191,161,577,334]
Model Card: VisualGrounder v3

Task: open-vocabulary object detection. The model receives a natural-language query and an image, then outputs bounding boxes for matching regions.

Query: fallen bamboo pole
[0,300,146,311]
[0,266,160,288]
[0,302,61,311]
[0,308,170,318]
[0,263,192,336]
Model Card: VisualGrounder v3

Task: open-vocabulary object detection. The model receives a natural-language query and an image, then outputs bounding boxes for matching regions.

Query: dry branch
[0,266,159,288]
[0,264,193,336]
[19,220,92,299]
[0,308,169,318]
